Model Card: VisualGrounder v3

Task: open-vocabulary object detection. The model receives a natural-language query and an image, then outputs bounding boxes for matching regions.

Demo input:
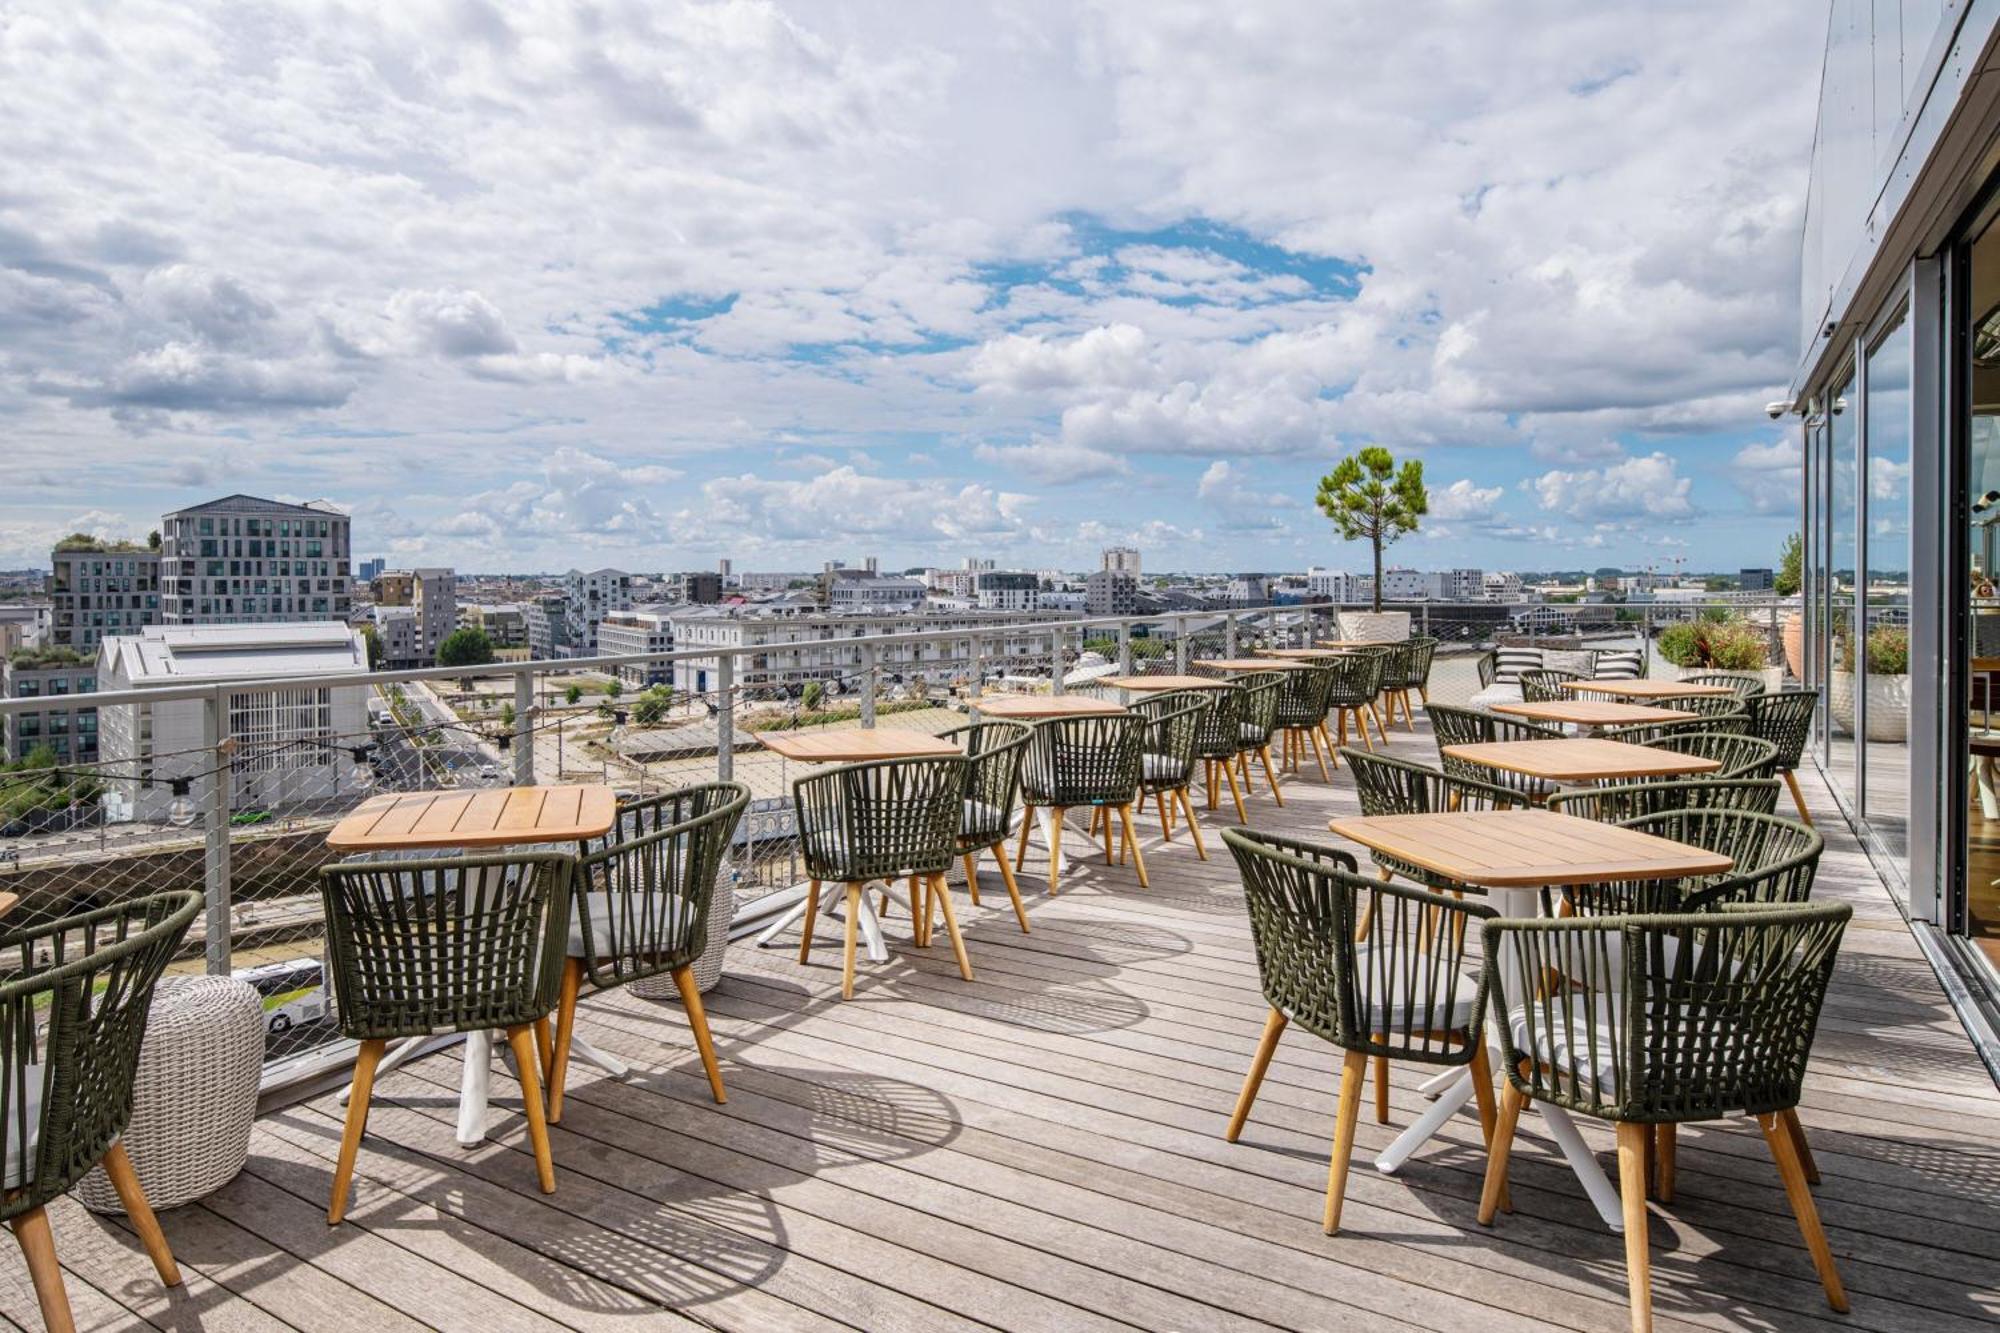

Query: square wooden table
[328,785,616,851]
[1255,647,1352,659]
[1441,737,1722,783]
[1313,639,1401,648]
[1100,674,1239,692]
[971,695,1127,719]
[1490,699,1699,730]
[1193,658,1314,673]
[755,728,960,763]
[1560,678,1734,701]
[1326,808,1732,1229]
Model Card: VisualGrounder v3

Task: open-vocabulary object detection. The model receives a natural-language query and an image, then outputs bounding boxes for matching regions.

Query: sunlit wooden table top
[327,784,617,851]
[1326,809,1733,888]
[1440,737,1722,782]
[755,728,961,763]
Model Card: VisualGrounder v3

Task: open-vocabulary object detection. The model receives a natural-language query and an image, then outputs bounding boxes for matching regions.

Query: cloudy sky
[1,1,1822,575]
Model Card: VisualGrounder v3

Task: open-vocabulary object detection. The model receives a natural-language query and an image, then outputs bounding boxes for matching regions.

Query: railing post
[1642,605,1653,675]
[1174,617,1189,673]
[860,644,878,727]
[1051,626,1066,695]
[512,669,534,787]
[1421,602,1430,638]
[716,657,734,779]
[1117,622,1132,675]
[201,691,233,977]
[970,636,985,699]
[1224,613,1237,658]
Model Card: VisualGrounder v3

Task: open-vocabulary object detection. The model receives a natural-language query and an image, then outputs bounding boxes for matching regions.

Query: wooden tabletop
[0,893,17,920]
[1255,647,1352,659]
[1490,699,1699,727]
[1195,658,1315,672]
[1100,674,1239,691]
[327,785,617,851]
[1313,639,1401,648]
[971,694,1127,719]
[755,728,962,763]
[1326,809,1734,888]
[1441,737,1722,782]
[1561,678,1735,700]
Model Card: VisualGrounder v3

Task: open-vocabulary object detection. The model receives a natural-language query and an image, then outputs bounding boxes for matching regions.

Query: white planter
[1673,665,1782,695]
[1336,611,1411,642]
[1829,669,1909,742]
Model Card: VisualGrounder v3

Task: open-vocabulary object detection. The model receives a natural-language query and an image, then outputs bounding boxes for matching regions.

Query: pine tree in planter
[1315,446,1427,641]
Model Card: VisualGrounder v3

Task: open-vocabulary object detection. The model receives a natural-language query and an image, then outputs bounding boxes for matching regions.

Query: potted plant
[1829,624,1909,741]
[1656,615,1782,693]
[1315,445,1427,642]
[1775,532,1805,679]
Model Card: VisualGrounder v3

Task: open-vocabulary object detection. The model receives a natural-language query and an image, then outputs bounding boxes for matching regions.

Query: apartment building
[370,571,413,606]
[526,594,571,659]
[826,575,926,612]
[562,569,632,656]
[1483,571,1525,601]
[160,494,351,625]
[666,606,1070,697]
[1101,546,1142,576]
[411,568,456,661]
[974,571,1039,612]
[368,606,421,669]
[1427,568,1485,602]
[98,623,370,823]
[1305,568,1367,602]
[0,650,96,765]
[47,540,160,652]
[1085,570,1139,616]
[596,609,676,686]
[459,603,528,651]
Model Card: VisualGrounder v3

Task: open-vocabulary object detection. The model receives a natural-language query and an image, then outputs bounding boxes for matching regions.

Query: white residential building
[98,623,370,823]
[827,576,927,612]
[159,494,352,625]
[1379,567,1428,602]
[1305,568,1365,602]
[411,568,457,661]
[48,542,160,652]
[1483,571,1525,601]
[666,606,1070,697]
[1101,547,1141,576]
[974,571,1040,613]
[1426,568,1485,602]
[563,568,633,656]
[596,609,675,686]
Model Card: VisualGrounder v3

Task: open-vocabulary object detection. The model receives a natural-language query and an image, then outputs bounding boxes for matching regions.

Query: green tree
[564,683,582,706]
[147,529,161,550]
[1776,532,1803,596]
[801,680,825,712]
[499,702,516,729]
[436,627,495,668]
[359,622,384,670]
[1314,446,1428,611]
[632,685,673,725]
[605,677,623,699]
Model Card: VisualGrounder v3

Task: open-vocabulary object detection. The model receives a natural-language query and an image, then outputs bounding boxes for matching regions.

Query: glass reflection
[1863,311,1909,862]
[1966,215,2000,962]
[1827,369,1858,802]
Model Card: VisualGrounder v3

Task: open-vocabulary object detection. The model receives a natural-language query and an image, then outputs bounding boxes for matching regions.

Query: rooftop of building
[99,621,367,683]
[162,494,350,518]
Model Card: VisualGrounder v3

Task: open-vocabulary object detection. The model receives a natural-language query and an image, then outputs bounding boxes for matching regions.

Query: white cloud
[1427,478,1504,521]
[973,438,1129,483]
[1533,451,1697,522]
[1731,436,1801,514]
[674,466,1033,550]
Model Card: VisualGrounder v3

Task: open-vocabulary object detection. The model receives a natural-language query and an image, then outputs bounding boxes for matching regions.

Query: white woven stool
[633,884,734,997]
[78,974,262,1213]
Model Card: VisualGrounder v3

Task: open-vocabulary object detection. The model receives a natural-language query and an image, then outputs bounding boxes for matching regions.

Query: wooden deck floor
[10,719,2000,1332]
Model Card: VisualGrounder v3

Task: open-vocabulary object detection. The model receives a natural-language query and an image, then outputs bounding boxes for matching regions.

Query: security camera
[1764,399,1795,419]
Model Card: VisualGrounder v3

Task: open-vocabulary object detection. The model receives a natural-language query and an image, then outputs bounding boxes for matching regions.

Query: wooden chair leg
[1782,769,1814,825]
[670,965,727,1103]
[1258,747,1285,806]
[1336,710,1348,748]
[990,841,1031,933]
[1323,1050,1367,1234]
[1015,805,1036,871]
[328,1037,386,1224]
[929,874,974,980]
[1117,805,1148,887]
[1100,805,1115,864]
[1781,1108,1820,1184]
[1616,1122,1654,1333]
[907,875,927,948]
[1372,1055,1390,1124]
[1156,791,1175,840]
[10,1207,73,1333]
[100,1142,181,1287]
[1466,1046,1509,1213]
[1046,810,1065,894]
[1175,789,1208,860]
[506,1026,556,1194]
[533,1016,553,1085]
[1478,1082,1525,1224]
[1654,1124,1677,1203]
[547,958,584,1124]
[1227,1008,1287,1141]
[1759,1113,1848,1311]
[1318,722,1339,769]
[797,880,822,965]
[961,852,983,906]
[1237,750,1256,795]
[840,882,862,1000]
[1305,726,1331,781]
[1356,707,1378,751]
[1222,757,1249,821]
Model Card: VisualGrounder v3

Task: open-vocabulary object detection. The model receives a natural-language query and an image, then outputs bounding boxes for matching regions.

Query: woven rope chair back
[1404,637,1439,688]
[793,754,968,882]
[1020,711,1144,806]
[1682,672,1767,700]
[0,891,201,1219]
[1426,702,1562,798]
[1519,668,1583,704]
[941,720,1032,853]
[1321,652,1383,709]
[1646,731,1782,779]
[1234,673,1284,747]
[1192,683,1246,759]
[1545,777,1783,823]
[1668,693,1752,720]
[1343,748,1521,817]
[1273,662,1338,728]
[1747,691,1818,768]
[1134,692,1208,791]
[1619,809,1824,911]
[572,782,750,988]
[321,851,574,1040]
[1373,641,1417,691]
[1485,902,1850,1121]
[1605,713,1750,744]
[1224,828,1494,1066]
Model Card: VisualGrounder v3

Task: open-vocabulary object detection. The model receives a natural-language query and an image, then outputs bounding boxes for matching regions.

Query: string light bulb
[166,777,197,828]
[347,744,375,791]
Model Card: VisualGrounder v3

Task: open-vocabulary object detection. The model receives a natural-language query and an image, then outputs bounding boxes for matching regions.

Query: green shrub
[1657,617,1769,670]
[1838,625,1908,674]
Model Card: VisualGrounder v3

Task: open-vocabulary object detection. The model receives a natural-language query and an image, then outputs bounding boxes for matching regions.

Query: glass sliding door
[1962,212,2000,964]
[1826,365,1860,805]
[1807,416,1831,761]
[1864,309,1912,864]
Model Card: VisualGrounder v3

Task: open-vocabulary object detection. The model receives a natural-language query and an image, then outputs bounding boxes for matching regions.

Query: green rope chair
[546,783,748,1122]
[1376,638,1437,729]
[1272,664,1340,779]
[1603,712,1750,744]
[1479,903,1853,1329]
[1427,702,1564,803]
[1555,808,1824,918]
[322,851,574,1220]
[1518,668,1583,704]
[1133,691,1212,862]
[1193,683,1252,822]
[1341,748,1522,890]
[1747,691,1819,823]
[1545,777,1783,824]
[1230,672,1287,809]
[1645,730,1781,779]
[1322,651,1386,752]
[0,891,201,1329]
[939,720,1034,933]
[1015,711,1147,895]
[796,755,970,999]
[1654,693,1751,720]
[1406,636,1440,706]
[1682,672,1768,701]
[1223,828,1498,1235]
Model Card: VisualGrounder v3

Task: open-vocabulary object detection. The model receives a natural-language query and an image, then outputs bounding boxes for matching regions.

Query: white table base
[738,881,890,963]
[454,1029,630,1147]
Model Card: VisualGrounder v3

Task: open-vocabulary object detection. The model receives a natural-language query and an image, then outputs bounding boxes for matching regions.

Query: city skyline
[4,3,1818,573]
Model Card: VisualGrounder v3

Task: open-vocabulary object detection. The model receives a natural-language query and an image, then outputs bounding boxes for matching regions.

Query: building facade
[410,568,456,662]
[666,606,1071,697]
[1085,570,1139,616]
[0,651,96,765]
[371,571,413,606]
[459,603,528,651]
[596,610,676,686]
[974,571,1040,612]
[160,495,351,625]
[47,542,160,652]
[526,594,571,660]
[368,606,420,669]
[1101,546,1141,576]
[1426,568,1485,602]
[562,569,632,656]
[1789,3,2000,1048]
[826,575,926,612]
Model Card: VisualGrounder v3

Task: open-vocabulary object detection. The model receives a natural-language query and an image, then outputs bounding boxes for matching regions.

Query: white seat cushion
[1344,951,1482,1031]
[961,798,1010,842]
[1141,753,1186,782]
[5,1067,45,1190]
[568,892,695,958]
[1508,994,1624,1092]
[1594,650,1644,680]
[1468,683,1525,708]
[1491,647,1542,684]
